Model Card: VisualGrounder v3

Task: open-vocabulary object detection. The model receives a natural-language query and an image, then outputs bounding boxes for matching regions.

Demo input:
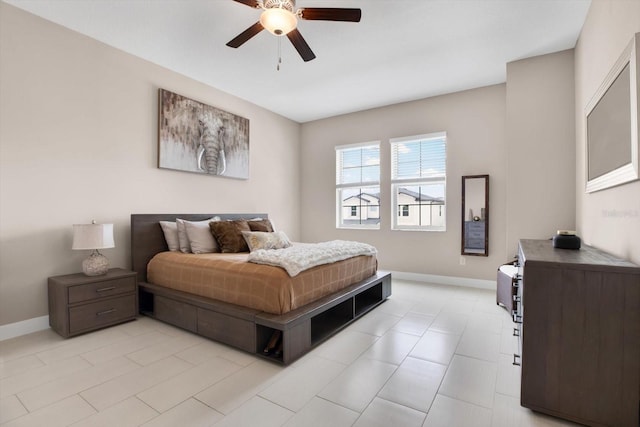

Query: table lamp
[72,221,115,276]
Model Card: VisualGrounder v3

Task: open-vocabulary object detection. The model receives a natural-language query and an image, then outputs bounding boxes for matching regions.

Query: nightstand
[48,268,138,337]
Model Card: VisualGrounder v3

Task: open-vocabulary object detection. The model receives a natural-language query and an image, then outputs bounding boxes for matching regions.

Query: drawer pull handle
[512,313,523,324]
[513,354,521,366]
[96,309,116,316]
[513,328,520,337]
[96,286,116,293]
[513,295,521,302]
[512,281,519,289]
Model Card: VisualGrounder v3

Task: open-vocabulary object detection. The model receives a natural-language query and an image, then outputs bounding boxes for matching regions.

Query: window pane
[336,143,380,229]
[338,186,380,227]
[361,147,380,166]
[341,167,364,184]
[391,133,446,231]
[394,183,445,228]
[361,165,380,182]
[396,141,420,164]
[392,136,446,180]
[337,145,380,185]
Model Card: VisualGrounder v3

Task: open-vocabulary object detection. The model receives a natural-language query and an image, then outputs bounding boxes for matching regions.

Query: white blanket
[248,240,377,277]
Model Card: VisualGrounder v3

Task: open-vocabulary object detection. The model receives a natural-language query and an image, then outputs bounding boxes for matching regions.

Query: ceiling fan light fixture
[260,8,297,36]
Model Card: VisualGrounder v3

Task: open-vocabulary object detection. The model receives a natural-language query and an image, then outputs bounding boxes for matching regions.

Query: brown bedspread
[147,251,377,314]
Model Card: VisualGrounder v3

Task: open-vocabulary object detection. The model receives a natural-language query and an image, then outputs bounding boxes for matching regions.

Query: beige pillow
[209,220,251,253]
[242,231,292,252]
[184,217,221,253]
[159,221,179,251]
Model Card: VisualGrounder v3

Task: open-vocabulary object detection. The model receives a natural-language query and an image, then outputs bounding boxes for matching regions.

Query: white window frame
[335,141,380,229]
[390,132,447,231]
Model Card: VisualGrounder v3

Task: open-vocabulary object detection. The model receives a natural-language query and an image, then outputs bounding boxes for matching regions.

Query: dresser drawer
[68,294,136,334]
[465,237,485,249]
[466,229,485,239]
[68,276,136,304]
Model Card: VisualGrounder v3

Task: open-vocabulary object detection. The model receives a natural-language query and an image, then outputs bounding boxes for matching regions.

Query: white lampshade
[260,8,297,36]
[72,223,115,250]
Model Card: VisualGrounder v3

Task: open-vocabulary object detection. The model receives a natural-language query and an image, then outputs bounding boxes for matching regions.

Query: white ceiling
[5,0,591,123]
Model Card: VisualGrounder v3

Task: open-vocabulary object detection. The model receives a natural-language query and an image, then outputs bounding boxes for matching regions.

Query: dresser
[48,268,137,337]
[514,239,640,427]
[464,221,485,249]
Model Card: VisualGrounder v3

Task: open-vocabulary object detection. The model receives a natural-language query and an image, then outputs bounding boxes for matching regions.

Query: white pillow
[175,219,191,253]
[159,221,179,252]
[175,217,220,253]
[185,217,221,254]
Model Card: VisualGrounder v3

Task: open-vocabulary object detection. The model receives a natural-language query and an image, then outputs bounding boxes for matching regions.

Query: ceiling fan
[226,0,361,62]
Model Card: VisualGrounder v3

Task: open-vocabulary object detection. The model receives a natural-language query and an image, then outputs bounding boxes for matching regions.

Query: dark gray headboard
[130,213,268,283]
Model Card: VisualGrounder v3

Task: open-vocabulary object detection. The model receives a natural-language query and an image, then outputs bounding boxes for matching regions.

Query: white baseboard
[0,271,493,341]
[389,271,495,290]
[0,315,50,341]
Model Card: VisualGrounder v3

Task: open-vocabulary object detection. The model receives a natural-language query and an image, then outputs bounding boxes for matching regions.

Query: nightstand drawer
[68,294,136,334]
[68,276,136,304]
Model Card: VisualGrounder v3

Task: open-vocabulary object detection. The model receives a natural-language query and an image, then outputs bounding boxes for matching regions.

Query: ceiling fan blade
[287,29,316,62]
[226,22,264,48]
[299,8,361,22]
[231,0,261,8]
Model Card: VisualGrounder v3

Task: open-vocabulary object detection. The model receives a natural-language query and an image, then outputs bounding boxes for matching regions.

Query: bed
[131,213,391,364]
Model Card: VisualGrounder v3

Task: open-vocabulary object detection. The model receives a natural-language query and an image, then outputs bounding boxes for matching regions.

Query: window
[390,132,446,231]
[336,142,380,229]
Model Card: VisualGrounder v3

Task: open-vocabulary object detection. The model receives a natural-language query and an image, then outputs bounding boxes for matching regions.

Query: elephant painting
[158,89,249,179]
[197,116,227,176]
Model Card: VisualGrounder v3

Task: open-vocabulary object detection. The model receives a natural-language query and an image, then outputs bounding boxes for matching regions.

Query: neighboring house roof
[343,192,380,202]
[345,189,443,203]
[398,188,443,203]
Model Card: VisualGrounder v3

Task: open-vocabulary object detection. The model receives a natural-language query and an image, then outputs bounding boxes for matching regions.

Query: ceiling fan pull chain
[277,36,282,71]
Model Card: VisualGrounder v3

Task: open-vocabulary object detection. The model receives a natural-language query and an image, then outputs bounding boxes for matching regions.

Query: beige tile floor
[0,279,581,427]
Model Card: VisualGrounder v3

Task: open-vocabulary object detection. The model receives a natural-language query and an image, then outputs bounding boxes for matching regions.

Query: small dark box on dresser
[552,234,581,249]
[48,268,138,338]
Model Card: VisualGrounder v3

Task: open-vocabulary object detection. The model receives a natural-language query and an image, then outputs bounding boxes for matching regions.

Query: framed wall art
[585,32,639,193]
[158,89,249,179]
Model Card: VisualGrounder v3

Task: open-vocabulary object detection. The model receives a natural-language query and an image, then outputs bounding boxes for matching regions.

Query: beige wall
[575,0,640,264]
[505,50,577,254]
[0,4,301,326]
[5,1,629,329]
[300,85,508,280]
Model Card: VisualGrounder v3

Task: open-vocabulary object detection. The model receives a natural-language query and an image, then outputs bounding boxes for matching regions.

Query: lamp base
[82,250,110,276]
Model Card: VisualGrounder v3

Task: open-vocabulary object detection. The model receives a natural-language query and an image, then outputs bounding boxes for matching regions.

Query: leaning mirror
[461,175,489,256]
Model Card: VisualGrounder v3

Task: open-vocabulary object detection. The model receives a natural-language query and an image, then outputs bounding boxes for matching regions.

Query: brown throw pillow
[248,218,274,232]
[209,220,251,253]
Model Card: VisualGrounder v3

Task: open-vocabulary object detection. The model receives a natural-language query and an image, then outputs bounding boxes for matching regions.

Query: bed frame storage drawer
[155,295,197,332]
[198,308,255,353]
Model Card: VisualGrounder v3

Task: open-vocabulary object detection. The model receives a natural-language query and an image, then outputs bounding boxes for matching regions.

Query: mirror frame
[585,32,639,193]
[461,174,489,257]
